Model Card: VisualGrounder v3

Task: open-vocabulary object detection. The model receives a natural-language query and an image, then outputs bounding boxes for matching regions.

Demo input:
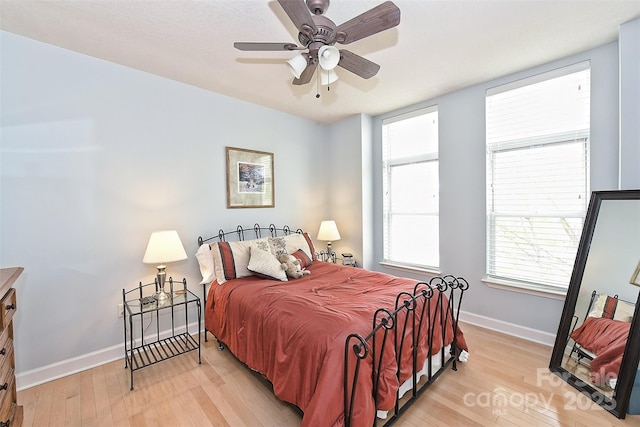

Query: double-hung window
[486,62,591,293]
[382,107,439,270]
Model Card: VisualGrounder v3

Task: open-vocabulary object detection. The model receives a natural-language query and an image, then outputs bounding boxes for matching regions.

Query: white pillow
[247,245,287,282]
[614,300,636,322]
[195,243,216,285]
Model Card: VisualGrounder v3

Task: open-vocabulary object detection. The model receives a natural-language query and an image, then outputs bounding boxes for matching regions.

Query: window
[382,107,439,269]
[486,62,591,293]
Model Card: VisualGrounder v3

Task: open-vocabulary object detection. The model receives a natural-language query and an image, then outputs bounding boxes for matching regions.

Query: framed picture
[631,260,640,287]
[226,147,274,208]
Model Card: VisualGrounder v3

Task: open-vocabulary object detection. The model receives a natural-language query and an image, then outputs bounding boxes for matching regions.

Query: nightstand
[122,278,201,390]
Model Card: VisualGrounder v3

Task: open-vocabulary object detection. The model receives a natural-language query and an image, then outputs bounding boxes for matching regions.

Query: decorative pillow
[587,294,634,322]
[601,296,618,319]
[195,243,216,285]
[613,300,635,322]
[268,232,316,261]
[247,245,287,282]
[588,293,608,318]
[291,248,313,269]
[210,237,270,284]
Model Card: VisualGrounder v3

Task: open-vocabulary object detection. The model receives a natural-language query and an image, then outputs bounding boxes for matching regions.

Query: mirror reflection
[551,190,640,418]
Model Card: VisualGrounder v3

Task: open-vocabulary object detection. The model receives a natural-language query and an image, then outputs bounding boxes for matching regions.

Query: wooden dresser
[0,267,22,427]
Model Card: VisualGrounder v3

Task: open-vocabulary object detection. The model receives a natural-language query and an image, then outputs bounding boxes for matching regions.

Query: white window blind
[382,107,439,269]
[486,62,590,291]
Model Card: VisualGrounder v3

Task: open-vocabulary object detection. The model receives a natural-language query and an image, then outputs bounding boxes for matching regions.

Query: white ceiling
[1,0,639,124]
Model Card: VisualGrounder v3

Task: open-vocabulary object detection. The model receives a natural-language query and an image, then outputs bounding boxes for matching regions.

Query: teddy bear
[277,253,310,279]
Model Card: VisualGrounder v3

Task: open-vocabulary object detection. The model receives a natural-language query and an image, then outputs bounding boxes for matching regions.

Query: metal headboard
[197,223,302,247]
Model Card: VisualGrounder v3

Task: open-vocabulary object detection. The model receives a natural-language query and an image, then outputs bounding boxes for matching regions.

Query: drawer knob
[4,304,14,311]
[0,348,5,356]
[0,420,10,427]
[0,382,7,390]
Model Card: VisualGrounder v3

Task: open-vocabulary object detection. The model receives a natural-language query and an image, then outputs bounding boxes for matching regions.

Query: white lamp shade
[319,69,338,86]
[143,230,188,265]
[318,45,340,70]
[317,220,341,242]
[287,54,308,79]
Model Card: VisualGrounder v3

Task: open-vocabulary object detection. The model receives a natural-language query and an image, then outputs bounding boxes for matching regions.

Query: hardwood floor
[19,323,640,426]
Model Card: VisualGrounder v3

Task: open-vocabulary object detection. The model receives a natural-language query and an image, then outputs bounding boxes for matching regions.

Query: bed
[569,290,635,387]
[196,225,469,427]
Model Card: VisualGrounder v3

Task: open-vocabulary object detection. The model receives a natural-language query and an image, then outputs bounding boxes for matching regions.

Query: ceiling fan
[234,0,401,88]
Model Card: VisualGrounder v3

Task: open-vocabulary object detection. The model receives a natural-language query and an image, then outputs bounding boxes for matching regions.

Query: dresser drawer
[0,346,13,385]
[0,290,16,332]
[0,370,15,425]
[0,327,10,365]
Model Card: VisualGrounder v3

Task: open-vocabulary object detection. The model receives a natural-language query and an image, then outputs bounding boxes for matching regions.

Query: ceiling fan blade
[338,50,380,79]
[278,0,317,38]
[234,42,304,51]
[335,1,401,45]
[293,63,316,85]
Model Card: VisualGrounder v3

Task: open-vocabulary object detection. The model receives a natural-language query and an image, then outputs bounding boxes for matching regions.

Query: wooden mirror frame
[549,189,640,418]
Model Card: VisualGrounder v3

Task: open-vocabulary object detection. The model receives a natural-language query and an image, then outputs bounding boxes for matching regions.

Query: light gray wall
[325,114,375,268]
[0,32,329,377]
[619,18,640,190]
[371,41,626,335]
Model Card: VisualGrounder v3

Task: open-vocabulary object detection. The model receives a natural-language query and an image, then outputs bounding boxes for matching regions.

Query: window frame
[382,106,440,271]
[484,62,591,297]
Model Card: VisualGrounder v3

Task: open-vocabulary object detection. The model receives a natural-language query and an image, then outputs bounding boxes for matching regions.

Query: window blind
[382,106,439,269]
[486,62,590,290]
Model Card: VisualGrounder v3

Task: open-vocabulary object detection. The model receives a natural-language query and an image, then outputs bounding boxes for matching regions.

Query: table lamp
[317,220,341,261]
[143,230,187,302]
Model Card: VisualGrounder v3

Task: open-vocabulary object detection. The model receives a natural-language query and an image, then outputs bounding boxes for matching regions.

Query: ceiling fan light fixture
[318,45,340,70]
[319,68,338,85]
[287,54,308,79]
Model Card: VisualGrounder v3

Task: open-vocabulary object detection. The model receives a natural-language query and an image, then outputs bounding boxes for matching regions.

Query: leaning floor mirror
[550,189,640,418]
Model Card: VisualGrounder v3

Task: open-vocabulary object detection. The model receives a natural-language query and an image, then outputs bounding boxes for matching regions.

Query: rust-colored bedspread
[205,262,466,427]
[570,316,630,385]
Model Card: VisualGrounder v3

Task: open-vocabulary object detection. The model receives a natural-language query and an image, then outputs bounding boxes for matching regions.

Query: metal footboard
[344,275,468,426]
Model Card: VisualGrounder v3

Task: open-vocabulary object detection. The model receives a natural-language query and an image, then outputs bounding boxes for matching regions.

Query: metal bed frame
[197,224,468,426]
[345,275,468,426]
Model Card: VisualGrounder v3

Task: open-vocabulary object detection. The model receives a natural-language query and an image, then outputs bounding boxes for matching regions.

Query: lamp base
[155,290,170,303]
[155,266,170,303]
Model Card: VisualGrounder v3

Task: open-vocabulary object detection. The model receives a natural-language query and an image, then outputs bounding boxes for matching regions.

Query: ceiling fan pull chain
[316,69,321,98]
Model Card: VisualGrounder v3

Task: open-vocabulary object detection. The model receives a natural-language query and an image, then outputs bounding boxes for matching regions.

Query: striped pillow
[211,238,270,284]
[291,249,313,269]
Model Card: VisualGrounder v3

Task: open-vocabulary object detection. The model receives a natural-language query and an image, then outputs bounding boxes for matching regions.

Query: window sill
[482,277,567,301]
[379,261,440,276]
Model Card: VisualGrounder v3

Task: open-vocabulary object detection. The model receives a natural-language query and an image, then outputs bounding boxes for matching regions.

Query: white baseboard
[16,321,201,391]
[459,310,556,347]
[16,343,124,391]
[17,313,555,391]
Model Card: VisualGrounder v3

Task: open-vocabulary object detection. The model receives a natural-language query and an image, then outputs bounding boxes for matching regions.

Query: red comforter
[570,316,630,386]
[205,262,467,427]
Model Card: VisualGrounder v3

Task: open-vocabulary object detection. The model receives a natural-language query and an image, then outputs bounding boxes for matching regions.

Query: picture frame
[226,146,274,208]
[631,260,640,287]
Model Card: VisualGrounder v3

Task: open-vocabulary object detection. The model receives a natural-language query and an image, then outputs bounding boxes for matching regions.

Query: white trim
[459,310,556,347]
[16,321,201,391]
[379,261,440,276]
[381,104,438,125]
[482,277,567,301]
[486,60,590,96]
